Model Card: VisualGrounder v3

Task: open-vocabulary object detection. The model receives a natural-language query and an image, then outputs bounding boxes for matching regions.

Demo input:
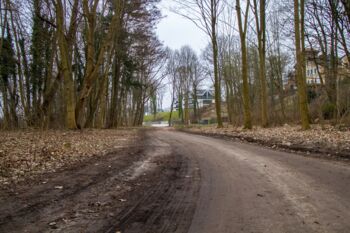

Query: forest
[0,0,164,129]
[166,0,350,130]
[0,0,350,130]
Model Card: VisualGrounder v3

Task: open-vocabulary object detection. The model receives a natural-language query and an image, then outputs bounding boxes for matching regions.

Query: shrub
[322,102,336,120]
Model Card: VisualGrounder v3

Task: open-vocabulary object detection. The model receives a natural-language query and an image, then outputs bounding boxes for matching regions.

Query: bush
[307,88,318,103]
[322,102,336,120]
[143,111,180,122]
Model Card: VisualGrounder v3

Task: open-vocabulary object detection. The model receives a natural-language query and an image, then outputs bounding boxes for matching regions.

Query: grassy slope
[144,111,180,122]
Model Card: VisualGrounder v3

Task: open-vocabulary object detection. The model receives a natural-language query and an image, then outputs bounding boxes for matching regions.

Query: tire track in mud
[105,132,201,233]
[0,130,200,233]
[0,146,145,232]
[109,154,200,233]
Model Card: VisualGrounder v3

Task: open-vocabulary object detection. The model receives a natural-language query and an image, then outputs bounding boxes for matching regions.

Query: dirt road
[154,130,350,233]
[0,131,199,233]
[1,129,350,232]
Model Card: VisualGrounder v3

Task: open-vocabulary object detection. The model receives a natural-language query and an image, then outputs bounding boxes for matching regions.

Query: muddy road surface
[1,129,350,233]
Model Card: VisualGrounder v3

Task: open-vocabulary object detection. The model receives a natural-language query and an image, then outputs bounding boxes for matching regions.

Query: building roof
[196,89,214,97]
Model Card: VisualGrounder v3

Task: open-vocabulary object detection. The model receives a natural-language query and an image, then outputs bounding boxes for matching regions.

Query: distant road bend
[150,129,350,233]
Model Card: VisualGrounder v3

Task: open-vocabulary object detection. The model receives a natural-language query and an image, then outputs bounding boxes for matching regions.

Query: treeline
[172,0,350,129]
[165,46,203,125]
[0,0,164,129]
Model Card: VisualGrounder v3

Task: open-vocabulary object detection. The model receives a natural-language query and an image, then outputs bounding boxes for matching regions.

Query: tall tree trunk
[75,0,121,127]
[212,33,223,127]
[184,91,189,125]
[178,93,184,123]
[7,5,29,125]
[341,0,350,23]
[169,95,175,127]
[294,0,310,129]
[253,0,268,127]
[236,0,252,129]
[225,83,232,124]
[19,39,32,123]
[169,75,178,127]
[97,74,108,128]
[210,9,222,128]
[1,82,10,129]
[9,74,18,128]
[108,54,121,128]
[192,85,199,123]
[56,0,78,129]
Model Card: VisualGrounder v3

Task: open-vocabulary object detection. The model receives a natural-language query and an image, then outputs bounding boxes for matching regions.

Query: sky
[155,1,208,110]
[156,1,208,55]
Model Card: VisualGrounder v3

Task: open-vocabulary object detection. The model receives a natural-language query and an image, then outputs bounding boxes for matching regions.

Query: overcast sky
[156,1,208,55]
[155,1,208,110]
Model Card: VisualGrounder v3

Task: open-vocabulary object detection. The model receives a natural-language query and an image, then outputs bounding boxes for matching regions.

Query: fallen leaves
[187,124,350,157]
[0,129,139,186]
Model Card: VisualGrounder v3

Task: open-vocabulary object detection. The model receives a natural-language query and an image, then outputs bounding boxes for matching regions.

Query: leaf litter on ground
[0,129,139,186]
[186,124,350,157]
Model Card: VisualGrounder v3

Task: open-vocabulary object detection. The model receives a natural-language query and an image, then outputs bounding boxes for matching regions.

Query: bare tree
[0,0,164,130]
[172,0,224,127]
[166,49,179,126]
[252,0,268,127]
[54,0,80,129]
[294,0,310,129]
[236,0,252,129]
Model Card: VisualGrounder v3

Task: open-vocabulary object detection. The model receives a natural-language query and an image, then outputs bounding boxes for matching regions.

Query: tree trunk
[56,0,77,129]
[1,82,10,129]
[236,0,252,129]
[341,0,350,23]
[108,55,121,128]
[294,0,310,129]
[253,0,268,127]
[192,85,199,123]
[184,91,189,125]
[212,37,223,127]
[169,96,175,126]
[97,74,108,128]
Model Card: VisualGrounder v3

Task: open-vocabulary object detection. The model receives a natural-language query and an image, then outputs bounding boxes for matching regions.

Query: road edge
[177,128,350,163]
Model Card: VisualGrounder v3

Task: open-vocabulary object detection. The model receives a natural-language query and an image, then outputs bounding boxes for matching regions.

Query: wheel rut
[0,131,200,233]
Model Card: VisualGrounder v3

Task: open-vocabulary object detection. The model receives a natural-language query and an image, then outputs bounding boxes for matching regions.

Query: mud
[0,130,200,233]
[2,129,349,233]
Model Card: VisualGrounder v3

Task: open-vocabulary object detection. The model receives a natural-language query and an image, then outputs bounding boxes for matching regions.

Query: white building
[175,89,215,110]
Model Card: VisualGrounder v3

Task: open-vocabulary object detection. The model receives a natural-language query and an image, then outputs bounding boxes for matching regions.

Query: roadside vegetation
[183,124,350,159]
[143,111,180,123]
[0,0,164,130]
[165,0,350,130]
